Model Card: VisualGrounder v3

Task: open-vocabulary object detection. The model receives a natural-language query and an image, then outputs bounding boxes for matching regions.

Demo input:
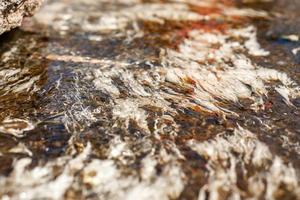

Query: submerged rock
[0,0,299,200]
[0,0,43,35]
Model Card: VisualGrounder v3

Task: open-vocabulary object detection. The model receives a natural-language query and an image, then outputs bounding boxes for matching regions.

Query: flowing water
[0,0,299,199]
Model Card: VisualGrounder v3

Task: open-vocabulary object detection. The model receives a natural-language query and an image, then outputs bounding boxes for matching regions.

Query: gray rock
[0,0,43,35]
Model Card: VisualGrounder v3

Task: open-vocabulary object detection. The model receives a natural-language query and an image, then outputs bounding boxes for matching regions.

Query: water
[0,0,299,199]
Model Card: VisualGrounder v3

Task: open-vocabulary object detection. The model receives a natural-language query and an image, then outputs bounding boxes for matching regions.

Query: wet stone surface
[0,0,299,200]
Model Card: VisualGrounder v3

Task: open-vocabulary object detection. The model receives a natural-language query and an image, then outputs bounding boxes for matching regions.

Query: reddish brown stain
[189,5,222,16]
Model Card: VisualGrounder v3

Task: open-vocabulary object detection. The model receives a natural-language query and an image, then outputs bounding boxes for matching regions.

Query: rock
[0,0,300,200]
[0,0,43,35]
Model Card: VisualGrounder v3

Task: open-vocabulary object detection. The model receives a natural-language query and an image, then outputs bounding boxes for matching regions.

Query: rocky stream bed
[0,0,299,199]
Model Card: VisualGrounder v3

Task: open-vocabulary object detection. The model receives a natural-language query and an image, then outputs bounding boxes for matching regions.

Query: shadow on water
[0,27,74,169]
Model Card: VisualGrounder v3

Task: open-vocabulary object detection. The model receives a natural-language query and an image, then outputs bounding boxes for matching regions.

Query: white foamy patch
[224,7,269,18]
[189,127,300,200]
[232,26,270,56]
[125,163,184,200]
[163,26,299,113]
[34,1,203,32]
[83,148,185,200]
[82,3,203,31]
[33,1,70,31]
[1,134,185,200]
[107,136,134,165]
[292,47,300,55]
[86,25,299,123]
[88,67,149,97]
[88,69,121,97]
[81,132,185,200]
[113,98,149,131]
[82,159,134,198]
[0,136,184,199]
[88,67,179,131]
[0,143,91,200]
[282,34,299,42]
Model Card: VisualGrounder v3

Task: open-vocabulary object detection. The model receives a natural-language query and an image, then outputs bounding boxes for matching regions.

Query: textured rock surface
[0,0,299,200]
[0,0,43,35]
